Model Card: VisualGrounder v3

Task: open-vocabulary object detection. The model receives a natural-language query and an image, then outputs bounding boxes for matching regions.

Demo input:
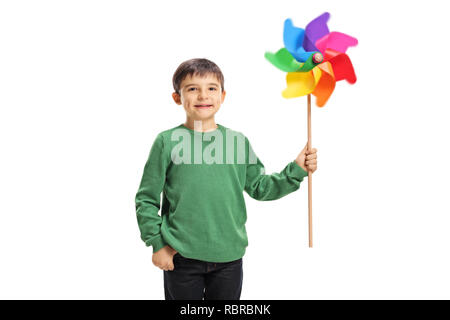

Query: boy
[135,58,318,300]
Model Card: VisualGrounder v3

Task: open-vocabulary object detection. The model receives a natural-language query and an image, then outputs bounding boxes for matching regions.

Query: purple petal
[303,34,318,52]
[305,12,330,49]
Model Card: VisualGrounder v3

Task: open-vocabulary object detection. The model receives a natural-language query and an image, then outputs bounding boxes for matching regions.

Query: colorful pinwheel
[265,12,358,107]
[264,13,358,247]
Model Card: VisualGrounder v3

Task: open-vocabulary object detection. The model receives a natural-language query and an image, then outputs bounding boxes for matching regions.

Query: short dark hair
[172,58,225,95]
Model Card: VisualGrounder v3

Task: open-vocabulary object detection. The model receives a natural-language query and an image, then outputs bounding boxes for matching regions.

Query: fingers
[159,264,174,271]
[305,156,317,173]
[156,259,175,271]
[300,146,318,173]
[306,148,317,161]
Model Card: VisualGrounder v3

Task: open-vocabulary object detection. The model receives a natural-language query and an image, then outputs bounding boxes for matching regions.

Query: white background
[1,0,449,299]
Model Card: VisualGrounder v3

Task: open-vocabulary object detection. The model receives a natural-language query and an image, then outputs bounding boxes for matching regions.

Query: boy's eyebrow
[184,83,219,88]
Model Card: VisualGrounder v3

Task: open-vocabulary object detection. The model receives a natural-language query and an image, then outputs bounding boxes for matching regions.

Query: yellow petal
[282,68,322,99]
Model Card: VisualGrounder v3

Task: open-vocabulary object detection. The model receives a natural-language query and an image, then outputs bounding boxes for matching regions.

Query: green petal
[264,48,303,72]
[295,54,320,72]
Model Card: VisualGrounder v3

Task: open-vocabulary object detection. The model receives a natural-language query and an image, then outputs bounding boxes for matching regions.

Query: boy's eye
[188,87,217,91]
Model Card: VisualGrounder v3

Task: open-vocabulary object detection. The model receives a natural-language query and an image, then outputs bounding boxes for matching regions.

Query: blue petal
[283,18,317,63]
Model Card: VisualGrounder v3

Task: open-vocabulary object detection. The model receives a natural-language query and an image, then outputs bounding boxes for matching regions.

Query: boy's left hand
[295,143,318,174]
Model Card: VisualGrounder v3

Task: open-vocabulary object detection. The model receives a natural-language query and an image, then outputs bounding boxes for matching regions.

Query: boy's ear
[172,92,182,105]
[221,90,226,103]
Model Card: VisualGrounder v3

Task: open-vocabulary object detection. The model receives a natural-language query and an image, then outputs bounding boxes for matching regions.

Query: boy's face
[172,73,226,122]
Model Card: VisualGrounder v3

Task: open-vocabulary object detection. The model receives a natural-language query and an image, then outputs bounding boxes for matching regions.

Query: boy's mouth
[194,104,213,108]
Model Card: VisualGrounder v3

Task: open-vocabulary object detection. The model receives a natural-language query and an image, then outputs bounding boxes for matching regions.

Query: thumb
[303,142,309,152]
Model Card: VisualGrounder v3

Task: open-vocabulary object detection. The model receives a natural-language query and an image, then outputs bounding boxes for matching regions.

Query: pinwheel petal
[283,18,317,62]
[323,49,357,84]
[303,34,318,53]
[315,31,358,54]
[292,47,317,64]
[283,18,305,56]
[282,68,322,98]
[304,12,330,52]
[264,48,303,72]
[312,62,336,107]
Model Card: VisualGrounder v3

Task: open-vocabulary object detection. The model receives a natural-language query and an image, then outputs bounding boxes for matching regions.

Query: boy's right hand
[152,245,178,271]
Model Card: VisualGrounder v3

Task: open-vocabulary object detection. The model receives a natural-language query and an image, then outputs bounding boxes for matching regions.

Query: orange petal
[312,62,336,107]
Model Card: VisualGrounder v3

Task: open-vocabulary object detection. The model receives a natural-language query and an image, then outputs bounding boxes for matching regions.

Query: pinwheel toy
[265,12,358,247]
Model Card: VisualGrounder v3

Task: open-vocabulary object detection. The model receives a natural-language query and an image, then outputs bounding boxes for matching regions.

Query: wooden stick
[307,94,313,248]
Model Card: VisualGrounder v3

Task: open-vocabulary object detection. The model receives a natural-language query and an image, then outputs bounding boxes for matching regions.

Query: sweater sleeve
[135,133,169,253]
[244,138,308,201]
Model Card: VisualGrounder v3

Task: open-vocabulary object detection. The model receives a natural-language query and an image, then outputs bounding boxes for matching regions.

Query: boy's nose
[198,89,210,99]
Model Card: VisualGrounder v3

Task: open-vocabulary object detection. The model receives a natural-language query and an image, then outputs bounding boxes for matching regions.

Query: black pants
[164,253,243,300]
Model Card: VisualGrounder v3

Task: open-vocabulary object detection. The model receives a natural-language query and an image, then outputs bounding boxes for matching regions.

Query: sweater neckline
[178,123,222,134]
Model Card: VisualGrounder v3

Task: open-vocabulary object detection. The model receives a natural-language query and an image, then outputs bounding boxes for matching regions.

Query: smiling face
[172,73,226,122]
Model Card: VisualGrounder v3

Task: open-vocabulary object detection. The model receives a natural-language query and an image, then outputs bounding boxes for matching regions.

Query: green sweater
[135,123,308,262]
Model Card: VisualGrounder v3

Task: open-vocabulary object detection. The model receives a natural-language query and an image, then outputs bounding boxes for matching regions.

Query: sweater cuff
[147,235,167,253]
[290,161,309,180]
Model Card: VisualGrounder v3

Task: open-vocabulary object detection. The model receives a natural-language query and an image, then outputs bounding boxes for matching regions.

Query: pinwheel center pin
[312,52,323,64]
